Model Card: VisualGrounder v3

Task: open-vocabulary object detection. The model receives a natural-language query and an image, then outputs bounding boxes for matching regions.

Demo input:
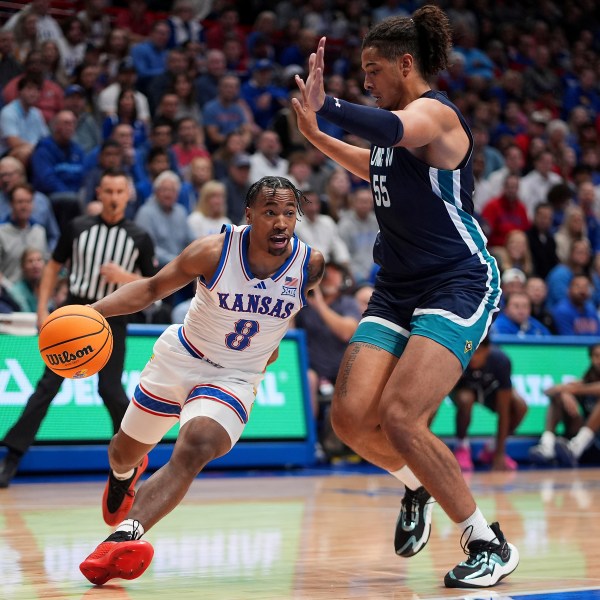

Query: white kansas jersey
[181,224,312,375]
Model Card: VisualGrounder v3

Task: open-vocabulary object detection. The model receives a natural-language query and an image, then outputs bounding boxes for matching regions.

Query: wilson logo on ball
[45,345,94,366]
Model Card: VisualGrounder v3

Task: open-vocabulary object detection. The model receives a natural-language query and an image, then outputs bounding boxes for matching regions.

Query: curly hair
[245,176,307,216]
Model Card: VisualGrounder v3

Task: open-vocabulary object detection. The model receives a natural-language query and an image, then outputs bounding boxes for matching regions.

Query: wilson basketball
[38,305,113,379]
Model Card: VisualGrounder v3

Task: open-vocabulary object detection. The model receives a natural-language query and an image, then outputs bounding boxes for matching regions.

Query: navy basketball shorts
[351,252,501,370]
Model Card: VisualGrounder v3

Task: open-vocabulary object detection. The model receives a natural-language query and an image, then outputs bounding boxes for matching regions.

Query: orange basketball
[38,305,113,379]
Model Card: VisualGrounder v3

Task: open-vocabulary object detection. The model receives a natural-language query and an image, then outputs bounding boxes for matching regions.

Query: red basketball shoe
[102,455,149,526]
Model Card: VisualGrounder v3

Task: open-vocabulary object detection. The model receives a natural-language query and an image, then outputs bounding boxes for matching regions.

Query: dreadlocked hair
[245,176,307,217]
[362,5,451,79]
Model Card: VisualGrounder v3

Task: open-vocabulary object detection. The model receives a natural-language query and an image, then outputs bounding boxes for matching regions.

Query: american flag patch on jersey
[282,276,298,297]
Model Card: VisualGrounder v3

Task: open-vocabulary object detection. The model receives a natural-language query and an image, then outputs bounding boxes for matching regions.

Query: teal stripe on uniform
[436,170,456,205]
[350,320,408,358]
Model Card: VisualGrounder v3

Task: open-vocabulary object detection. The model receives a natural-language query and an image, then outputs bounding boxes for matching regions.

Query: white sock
[113,468,134,480]
[389,466,422,490]
[540,430,556,450]
[115,519,145,540]
[456,438,470,450]
[570,426,595,458]
[458,507,495,543]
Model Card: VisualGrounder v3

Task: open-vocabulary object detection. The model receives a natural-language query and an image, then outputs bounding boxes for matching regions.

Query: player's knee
[378,400,416,451]
[174,420,231,475]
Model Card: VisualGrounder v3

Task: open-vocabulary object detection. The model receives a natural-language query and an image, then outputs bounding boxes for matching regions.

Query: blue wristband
[316,95,404,147]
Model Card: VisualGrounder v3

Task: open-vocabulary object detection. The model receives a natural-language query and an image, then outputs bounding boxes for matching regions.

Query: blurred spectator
[525,276,557,334]
[71,63,102,120]
[212,130,247,180]
[450,336,527,472]
[522,45,561,102]
[0,30,23,89]
[472,122,504,179]
[6,247,45,312]
[114,0,153,44]
[279,28,317,68]
[100,28,131,82]
[203,74,253,152]
[530,343,600,465]
[490,100,528,148]
[272,88,309,158]
[491,291,551,336]
[525,202,559,278]
[354,282,374,315]
[134,170,194,269]
[453,23,495,82]
[497,229,534,277]
[295,188,350,268]
[187,155,214,196]
[77,0,110,49]
[166,0,204,49]
[576,180,600,254]
[372,0,410,22]
[487,144,526,200]
[220,152,252,225]
[323,169,353,223]
[11,11,39,64]
[337,187,378,284]
[2,50,64,124]
[3,0,63,44]
[562,67,600,121]
[194,49,227,109]
[0,184,48,283]
[246,10,278,59]
[554,205,588,264]
[147,48,188,115]
[0,156,59,250]
[205,7,246,53]
[241,59,288,131]
[57,16,86,78]
[138,118,180,177]
[187,180,231,239]
[30,110,85,232]
[222,34,249,77]
[172,117,210,178]
[551,274,600,336]
[171,74,202,123]
[294,262,361,457]
[40,39,68,88]
[81,140,126,208]
[97,57,151,123]
[472,151,494,213]
[130,20,170,95]
[154,93,180,129]
[249,130,288,182]
[102,88,148,149]
[64,84,101,154]
[500,267,527,297]
[481,174,530,249]
[520,151,564,218]
[0,75,49,165]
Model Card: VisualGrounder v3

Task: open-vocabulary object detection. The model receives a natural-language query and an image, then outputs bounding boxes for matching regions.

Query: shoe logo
[464,340,473,353]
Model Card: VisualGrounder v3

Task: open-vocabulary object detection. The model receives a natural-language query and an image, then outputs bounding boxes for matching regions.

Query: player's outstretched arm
[92,235,224,318]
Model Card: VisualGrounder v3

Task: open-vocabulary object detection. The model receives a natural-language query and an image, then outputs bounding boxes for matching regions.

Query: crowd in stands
[0,0,600,338]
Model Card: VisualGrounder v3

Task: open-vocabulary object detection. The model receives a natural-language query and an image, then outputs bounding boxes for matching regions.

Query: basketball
[38,305,113,379]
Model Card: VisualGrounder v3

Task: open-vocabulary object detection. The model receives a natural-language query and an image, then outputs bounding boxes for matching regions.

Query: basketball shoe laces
[401,486,429,525]
[458,524,507,566]
[106,470,137,513]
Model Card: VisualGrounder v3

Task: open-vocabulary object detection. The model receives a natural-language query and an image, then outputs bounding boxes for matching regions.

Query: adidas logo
[253,281,267,289]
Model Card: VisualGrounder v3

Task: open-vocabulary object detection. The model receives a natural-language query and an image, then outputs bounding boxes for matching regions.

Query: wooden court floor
[1,467,600,600]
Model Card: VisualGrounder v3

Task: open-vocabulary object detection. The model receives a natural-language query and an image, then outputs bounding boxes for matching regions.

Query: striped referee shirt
[52,215,156,303]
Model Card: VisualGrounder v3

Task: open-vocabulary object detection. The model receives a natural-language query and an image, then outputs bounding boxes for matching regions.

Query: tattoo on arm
[306,254,325,288]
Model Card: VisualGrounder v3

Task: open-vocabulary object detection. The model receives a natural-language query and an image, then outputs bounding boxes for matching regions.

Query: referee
[0,169,157,487]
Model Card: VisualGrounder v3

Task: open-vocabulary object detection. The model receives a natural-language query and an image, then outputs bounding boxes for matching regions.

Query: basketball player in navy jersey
[79,176,324,585]
[292,5,518,588]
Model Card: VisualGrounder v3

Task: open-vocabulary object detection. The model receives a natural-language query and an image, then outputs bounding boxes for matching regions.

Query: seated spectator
[130,20,170,95]
[203,74,253,152]
[337,187,379,284]
[139,118,180,176]
[499,267,527,303]
[486,144,526,202]
[526,202,559,279]
[134,170,194,269]
[220,152,252,225]
[241,59,288,131]
[30,110,85,232]
[97,57,151,123]
[577,180,600,255]
[0,157,59,251]
[249,130,289,183]
[530,343,600,465]
[77,0,111,50]
[171,117,210,179]
[546,239,596,309]
[187,155,214,197]
[547,182,575,232]
[40,39,69,88]
[0,75,49,165]
[3,0,63,45]
[56,16,86,78]
[294,262,361,460]
[323,169,353,223]
[146,48,188,115]
[525,276,557,334]
[102,88,148,148]
[63,84,101,154]
[353,281,374,315]
[450,336,528,472]
[490,291,551,336]
[481,174,530,249]
[551,275,600,336]
[194,49,227,109]
[0,30,23,91]
[187,180,231,239]
[170,74,203,124]
[2,50,64,124]
[114,0,153,44]
[82,140,126,208]
[294,188,351,268]
[212,130,248,181]
[6,247,45,312]
[271,88,309,159]
[495,229,534,277]
[166,0,204,49]
[520,151,564,218]
[0,184,48,283]
[554,205,589,264]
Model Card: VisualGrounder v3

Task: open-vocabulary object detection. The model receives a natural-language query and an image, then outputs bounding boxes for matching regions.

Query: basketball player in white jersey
[79,176,324,585]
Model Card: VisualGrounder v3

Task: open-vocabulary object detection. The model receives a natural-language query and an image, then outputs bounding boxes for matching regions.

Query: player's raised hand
[294,36,327,112]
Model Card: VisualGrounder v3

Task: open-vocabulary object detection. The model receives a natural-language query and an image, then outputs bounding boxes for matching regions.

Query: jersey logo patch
[253,281,267,289]
[282,276,298,297]
[464,340,473,353]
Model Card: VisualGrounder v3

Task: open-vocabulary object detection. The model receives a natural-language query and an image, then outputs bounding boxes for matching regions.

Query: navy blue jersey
[370,90,482,280]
